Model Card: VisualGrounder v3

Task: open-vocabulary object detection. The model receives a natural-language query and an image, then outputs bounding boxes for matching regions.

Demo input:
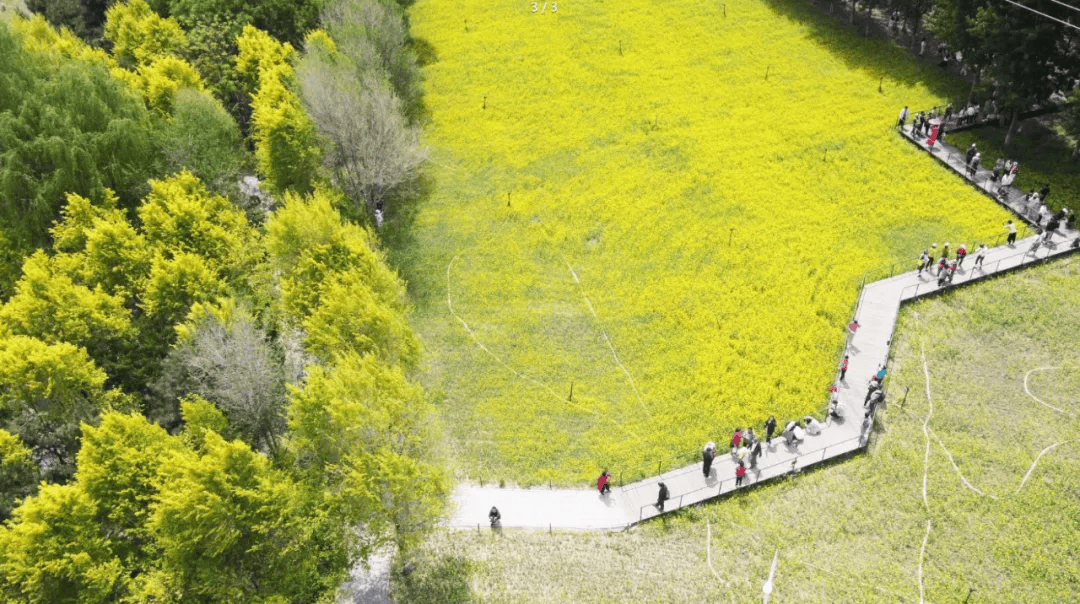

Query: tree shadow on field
[380,168,440,303]
[392,553,475,603]
[757,0,966,99]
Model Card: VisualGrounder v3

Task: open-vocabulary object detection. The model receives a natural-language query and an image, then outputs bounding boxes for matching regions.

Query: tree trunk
[1004,109,1019,147]
[850,0,856,24]
[909,14,920,51]
[1073,139,1079,158]
[865,3,872,35]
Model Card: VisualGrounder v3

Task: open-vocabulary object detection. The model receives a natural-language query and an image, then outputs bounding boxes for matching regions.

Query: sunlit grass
[401,0,1015,484]
[396,258,1080,602]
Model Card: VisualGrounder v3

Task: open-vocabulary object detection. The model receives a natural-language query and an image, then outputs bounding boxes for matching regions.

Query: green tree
[929,0,1080,145]
[24,0,91,40]
[0,429,39,522]
[0,336,133,483]
[104,0,187,67]
[250,63,322,195]
[1063,86,1080,158]
[0,482,127,603]
[0,251,137,376]
[0,23,158,289]
[287,352,448,555]
[179,15,251,133]
[149,430,346,601]
[304,268,420,369]
[265,188,408,319]
[74,413,184,565]
[155,88,247,196]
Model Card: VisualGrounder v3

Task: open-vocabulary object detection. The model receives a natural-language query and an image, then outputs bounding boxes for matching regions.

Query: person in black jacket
[488,506,501,528]
[764,416,777,444]
[702,443,715,478]
[656,483,670,512]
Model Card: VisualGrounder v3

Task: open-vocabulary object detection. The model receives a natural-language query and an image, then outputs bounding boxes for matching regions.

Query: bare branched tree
[296,21,427,216]
[165,311,287,457]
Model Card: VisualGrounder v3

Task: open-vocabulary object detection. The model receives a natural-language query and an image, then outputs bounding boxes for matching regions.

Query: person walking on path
[974,244,987,268]
[955,243,967,268]
[865,388,884,419]
[941,242,950,260]
[936,255,948,278]
[735,462,747,487]
[764,416,777,445]
[965,143,977,165]
[898,106,909,129]
[1005,220,1018,246]
[840,354,849,381]
[656,482,669,512]
[918,249,931,274]
[702,443,715,478]
[489,506,501,529]
[1037,203,1049,227]
[744,428,758,448]
[748,439,762,469]
[597,470,612,495]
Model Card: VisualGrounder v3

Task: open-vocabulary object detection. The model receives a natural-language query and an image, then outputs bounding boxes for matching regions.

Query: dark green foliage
[178,15,252,133]
[25,0,90,39]
[0,25,159,292]
[167,0,318,47]
[154,87,246,196]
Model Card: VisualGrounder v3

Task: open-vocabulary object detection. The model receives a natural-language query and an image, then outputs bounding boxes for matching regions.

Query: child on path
[730,428,743,455]
[1005,221,1017,246]
[840,355,849,381]
[656,483,669,512]
[955,244,967,267]
[764,416,777,444]
[941,242,950,259]
[735,462,747,487]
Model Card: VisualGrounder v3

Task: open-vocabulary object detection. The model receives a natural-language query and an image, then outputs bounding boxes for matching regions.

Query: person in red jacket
[597,470,612,495]
[735,462,747,487]
[840,355,849,382]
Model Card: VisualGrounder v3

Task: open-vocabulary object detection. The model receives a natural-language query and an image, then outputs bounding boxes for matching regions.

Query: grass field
[398,0,1016,484]
[395,257,1080,602]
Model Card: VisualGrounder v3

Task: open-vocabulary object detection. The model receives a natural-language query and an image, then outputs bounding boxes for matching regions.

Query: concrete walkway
[445,125,1080,532]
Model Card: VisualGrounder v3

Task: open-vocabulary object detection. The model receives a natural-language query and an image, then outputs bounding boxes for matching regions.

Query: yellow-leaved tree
[237,25,320,194]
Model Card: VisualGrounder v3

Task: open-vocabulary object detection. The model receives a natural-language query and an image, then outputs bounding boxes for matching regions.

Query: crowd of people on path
[917,241,988,286]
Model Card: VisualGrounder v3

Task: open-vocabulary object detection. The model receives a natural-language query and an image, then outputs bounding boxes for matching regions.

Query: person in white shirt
[973,244,988,268]
[804,416,823,436]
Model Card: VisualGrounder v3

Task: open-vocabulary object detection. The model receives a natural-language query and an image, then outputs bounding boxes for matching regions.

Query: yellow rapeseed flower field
[402,0,1013,484]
